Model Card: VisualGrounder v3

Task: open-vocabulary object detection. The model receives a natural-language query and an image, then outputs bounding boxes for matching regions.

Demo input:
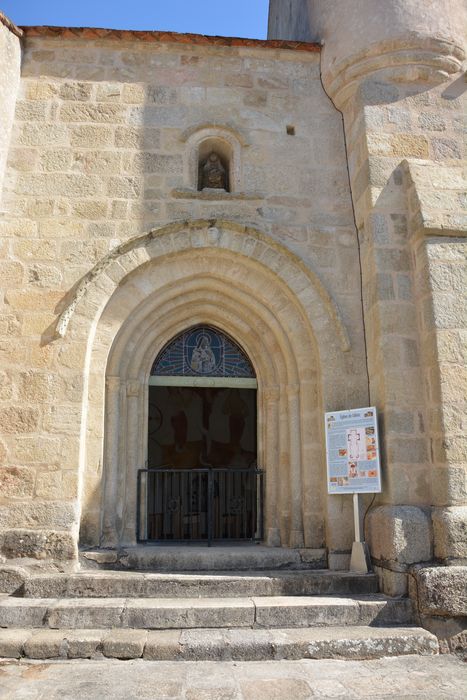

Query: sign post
[324,407,381,574]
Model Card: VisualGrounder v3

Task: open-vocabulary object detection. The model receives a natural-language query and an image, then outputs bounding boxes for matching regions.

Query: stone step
[20,570,379,599]
[0,626,438,661]
[80,545,327,572]
[0,594,412,630]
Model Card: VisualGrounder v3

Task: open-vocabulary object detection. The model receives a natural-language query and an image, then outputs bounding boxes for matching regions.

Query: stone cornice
[20,25,320,53]
[0,12,23,38]
[323,35,465,108]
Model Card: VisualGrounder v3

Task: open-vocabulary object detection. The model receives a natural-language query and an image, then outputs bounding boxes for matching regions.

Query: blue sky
[2,0,270,39]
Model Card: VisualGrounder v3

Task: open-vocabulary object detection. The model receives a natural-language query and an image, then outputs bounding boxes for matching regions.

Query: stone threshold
[80,545,328,571]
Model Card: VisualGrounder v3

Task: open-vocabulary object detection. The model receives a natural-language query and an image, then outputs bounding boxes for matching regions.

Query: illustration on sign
[324,407,382,494]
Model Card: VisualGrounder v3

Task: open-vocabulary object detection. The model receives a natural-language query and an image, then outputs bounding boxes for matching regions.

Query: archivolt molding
[180,122,250,147]
[89,257,323,549]
[55,219,351,352]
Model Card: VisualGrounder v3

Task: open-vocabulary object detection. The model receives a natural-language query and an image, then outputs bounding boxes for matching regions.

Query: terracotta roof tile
[20,25,320,52]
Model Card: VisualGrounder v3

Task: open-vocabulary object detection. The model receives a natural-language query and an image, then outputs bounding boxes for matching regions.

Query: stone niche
[182,124,246,195]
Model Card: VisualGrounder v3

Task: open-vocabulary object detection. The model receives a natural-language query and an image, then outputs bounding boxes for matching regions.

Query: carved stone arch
[60,220,364,560]
[55,219,350,355]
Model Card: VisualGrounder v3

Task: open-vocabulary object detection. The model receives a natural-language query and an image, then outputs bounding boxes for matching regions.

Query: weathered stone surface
[24,629,66,659]
[253,595,412,628]
[22,570,378,599]
[415,566,467,617]
[0,466,35,498]
[80,550,118,565]
[143,629,182,660]
[47,599,126,629]
[0,565,26,593]
[0,502,75,530]
[373,565,408,597]
[118,546,326,572]
[3,654,467,698]
[123,597,255,629]
[0,406,39,434]
[432,507,467,562]
[0,529,76,560]
[0,625,439,662]
[102,629,147,659]
[0,629,31,658]
[65,629,104,658]
[0,597,49,627]
[367,506,433,566]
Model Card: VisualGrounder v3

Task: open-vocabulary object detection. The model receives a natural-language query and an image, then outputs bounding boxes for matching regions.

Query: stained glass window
[151,326,255,378]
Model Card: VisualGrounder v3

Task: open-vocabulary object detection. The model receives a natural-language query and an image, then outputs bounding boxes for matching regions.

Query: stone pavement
[0,655,466,699]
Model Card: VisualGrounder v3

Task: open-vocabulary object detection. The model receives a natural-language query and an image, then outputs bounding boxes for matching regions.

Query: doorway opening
[137,326,263,543]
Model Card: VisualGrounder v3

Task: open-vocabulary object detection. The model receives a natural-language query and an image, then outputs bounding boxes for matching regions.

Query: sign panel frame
[324,407,382,495]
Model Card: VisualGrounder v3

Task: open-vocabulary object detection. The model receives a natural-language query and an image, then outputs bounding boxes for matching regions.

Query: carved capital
[126,380,141,397]
[105,376,120,392]
[263,385,280,401]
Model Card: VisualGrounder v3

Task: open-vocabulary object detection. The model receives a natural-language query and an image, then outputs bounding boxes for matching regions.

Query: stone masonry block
[0,529,76,560]
[432,506,467,562]
[102,629,148,659]
[0,565,26,594]
[65,629,104,658]
[415,566,467,617]
[367,505,433,567]
[0,629,32,658]
[24,630,67,659]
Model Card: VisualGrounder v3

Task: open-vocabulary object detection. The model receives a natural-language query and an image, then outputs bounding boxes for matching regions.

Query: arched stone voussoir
[54,219,351,353]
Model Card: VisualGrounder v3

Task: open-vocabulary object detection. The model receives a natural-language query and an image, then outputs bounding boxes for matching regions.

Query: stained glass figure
[151,326,255,378]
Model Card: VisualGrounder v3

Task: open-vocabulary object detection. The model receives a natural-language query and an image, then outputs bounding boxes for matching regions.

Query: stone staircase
[0,549,439,661]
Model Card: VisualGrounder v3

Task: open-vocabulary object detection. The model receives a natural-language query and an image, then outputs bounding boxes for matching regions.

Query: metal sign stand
[349,493,372,573]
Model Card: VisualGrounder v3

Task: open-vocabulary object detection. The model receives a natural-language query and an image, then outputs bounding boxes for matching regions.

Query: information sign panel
[325,407,381,494]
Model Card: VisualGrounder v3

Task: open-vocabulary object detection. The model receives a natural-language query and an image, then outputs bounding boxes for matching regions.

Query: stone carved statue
[200,152,227,190]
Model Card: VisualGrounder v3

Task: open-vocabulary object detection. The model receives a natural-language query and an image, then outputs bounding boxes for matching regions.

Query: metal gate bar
[137,467,264,544]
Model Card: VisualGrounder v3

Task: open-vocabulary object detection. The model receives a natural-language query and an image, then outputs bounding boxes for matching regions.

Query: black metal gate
[137,467,264,544]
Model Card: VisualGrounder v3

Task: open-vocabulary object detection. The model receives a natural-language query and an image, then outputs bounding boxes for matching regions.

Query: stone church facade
[0,0,465,644]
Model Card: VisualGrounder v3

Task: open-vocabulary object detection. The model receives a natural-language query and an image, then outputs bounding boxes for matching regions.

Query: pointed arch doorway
[138,325,263,544]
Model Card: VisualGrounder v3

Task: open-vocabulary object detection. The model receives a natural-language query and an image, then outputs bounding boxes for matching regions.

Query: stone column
[287,384,305,547]
[101,376,121,547]
[263,386,281,546]
[122,379,142,545]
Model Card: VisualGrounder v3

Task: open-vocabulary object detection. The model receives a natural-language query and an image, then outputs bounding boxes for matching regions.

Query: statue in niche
[200,152,227,190]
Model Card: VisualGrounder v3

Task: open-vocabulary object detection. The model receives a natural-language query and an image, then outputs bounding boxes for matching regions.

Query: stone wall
[0,15,21,207]
[0,29,369,564]
[267,1,466,647]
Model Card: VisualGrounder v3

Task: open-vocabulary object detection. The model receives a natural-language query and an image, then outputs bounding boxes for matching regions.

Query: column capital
[126,379,141,397]
[105,376,120,392]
